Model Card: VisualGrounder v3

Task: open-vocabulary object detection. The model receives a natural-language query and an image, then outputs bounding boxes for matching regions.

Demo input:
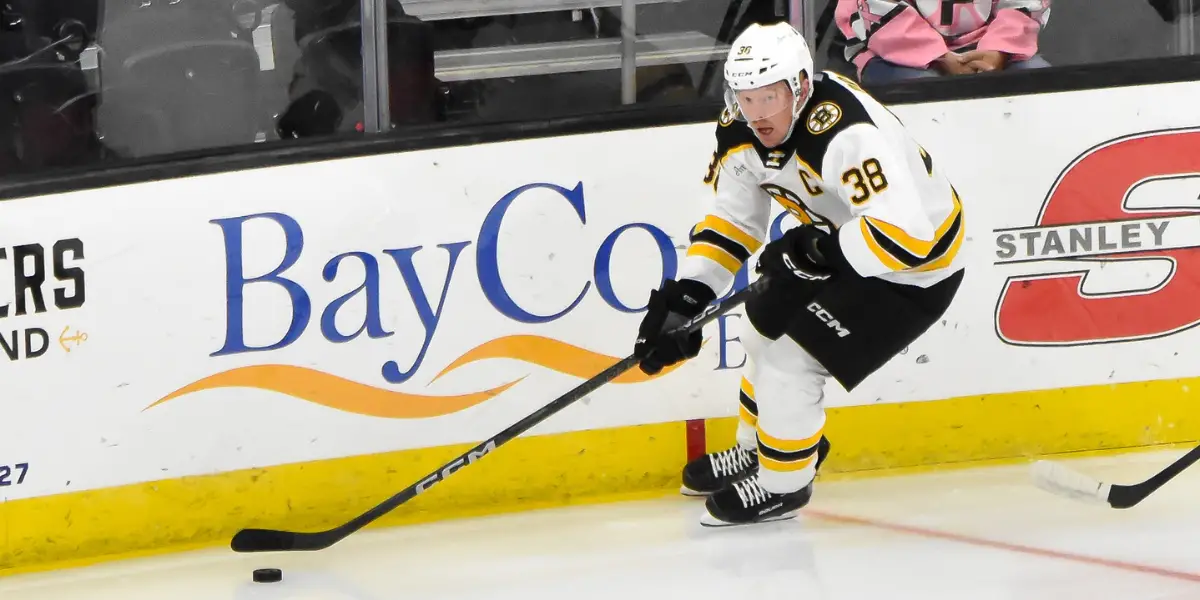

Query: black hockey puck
[252,568,282,583]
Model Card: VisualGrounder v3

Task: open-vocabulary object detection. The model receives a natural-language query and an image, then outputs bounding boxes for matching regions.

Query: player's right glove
[634,278,717,376]
[756,224,836,283]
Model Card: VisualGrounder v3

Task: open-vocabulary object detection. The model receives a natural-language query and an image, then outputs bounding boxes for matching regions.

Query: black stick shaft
[337,354,643,535]
[231,277,769,552]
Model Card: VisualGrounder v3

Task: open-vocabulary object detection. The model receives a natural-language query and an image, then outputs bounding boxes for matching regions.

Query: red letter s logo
[996,129,1200,345]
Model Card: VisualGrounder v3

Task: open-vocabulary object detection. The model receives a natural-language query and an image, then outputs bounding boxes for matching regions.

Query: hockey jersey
[836,0,1051,77]
[680,71,965,294]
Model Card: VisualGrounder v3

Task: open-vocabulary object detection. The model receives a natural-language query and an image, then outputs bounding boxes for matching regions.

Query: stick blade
[1030,460,1112,506]
[231,528,299,553]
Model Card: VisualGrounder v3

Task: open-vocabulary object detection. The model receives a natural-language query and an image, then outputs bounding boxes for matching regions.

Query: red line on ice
[808,509,1200,583]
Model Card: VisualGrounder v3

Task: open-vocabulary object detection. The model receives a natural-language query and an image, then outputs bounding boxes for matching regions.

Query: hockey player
[633,22,966,527]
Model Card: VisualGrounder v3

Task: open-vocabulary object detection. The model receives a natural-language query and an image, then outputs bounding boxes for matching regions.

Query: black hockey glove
[634,278,717,376]
[756,225,838,283]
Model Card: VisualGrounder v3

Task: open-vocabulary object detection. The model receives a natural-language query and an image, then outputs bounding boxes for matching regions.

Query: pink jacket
[836,0,1051,76]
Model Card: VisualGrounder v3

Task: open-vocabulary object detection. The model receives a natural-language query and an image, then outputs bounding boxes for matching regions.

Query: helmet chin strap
[777,73,815,144]
[781,81,812,143]
[782,104,802,142]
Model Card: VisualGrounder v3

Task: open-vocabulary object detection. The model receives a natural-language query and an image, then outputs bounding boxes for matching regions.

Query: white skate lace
[732,477,771,508]
[710,446,755,478]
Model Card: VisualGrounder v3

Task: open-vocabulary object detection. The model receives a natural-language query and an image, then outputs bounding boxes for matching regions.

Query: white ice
[3,448,1200,600]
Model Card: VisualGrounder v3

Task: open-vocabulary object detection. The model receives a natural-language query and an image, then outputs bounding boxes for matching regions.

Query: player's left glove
[634,278,717,376]
[756,224,837,283]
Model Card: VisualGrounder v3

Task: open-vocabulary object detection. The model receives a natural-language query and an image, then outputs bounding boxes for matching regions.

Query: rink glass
[1,0,1198,183]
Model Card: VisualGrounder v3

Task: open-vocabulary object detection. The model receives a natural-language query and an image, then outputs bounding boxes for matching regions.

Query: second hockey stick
[230,276,771,553]
[1031,443,1200,509]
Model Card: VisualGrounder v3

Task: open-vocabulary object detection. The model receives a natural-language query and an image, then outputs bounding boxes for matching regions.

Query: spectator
[836,0,1051,86]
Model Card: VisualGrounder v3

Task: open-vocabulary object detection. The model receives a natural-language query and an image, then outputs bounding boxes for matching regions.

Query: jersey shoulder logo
[807,102,842,135]
[718,107,737,127]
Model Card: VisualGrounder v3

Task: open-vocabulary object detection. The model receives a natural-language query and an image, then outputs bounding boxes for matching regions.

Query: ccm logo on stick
[807,302,850,337]
[415,440,497,493]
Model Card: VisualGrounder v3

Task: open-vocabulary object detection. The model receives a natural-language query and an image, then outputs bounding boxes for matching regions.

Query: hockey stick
[230,276,771,553]
[1031,443,1200,509]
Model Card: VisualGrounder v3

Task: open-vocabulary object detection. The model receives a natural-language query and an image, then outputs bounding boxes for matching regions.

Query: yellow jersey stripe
[859,218,912,271]
[686,242,742,273]
[699,215,763,254]
[863,189,962,259]
[911,215,965,272]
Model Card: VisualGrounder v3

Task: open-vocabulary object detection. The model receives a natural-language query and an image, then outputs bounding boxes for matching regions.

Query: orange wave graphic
[145,364,522,419]
[432,335,685,384]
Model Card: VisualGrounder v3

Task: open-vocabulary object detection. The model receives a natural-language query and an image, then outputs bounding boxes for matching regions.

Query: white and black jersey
[681,71,966,294]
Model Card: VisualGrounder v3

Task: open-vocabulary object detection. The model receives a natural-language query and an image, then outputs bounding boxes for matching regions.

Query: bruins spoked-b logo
[807,102,842,135]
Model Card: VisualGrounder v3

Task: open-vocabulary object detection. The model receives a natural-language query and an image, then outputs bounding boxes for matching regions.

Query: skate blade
[699,509,798,528]
[680,484,711,497]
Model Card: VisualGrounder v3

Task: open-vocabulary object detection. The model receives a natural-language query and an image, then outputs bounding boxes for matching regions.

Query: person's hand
[634,279,716,376]
[934,52,975,76]
[755,225,835,283]
[961,50,1008,72]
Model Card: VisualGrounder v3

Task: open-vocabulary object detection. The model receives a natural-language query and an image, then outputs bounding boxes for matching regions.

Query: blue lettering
[716,314,746,370]
[320,252,392,344]
[211,213,310,356]
[0,461,32,485]
[381,242,471,384]
[594,223,678,313]
[476,182,590,324]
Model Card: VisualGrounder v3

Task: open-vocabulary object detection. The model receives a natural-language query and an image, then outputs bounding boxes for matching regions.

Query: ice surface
[3,449,1199,600]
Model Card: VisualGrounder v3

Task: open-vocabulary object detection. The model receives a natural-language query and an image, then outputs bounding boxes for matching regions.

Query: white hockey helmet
[722,22,815,125]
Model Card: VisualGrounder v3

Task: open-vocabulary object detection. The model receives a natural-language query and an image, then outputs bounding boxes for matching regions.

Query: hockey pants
[734,268,965,494]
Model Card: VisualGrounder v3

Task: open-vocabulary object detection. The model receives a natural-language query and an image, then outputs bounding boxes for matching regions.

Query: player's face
[736,81,794,147]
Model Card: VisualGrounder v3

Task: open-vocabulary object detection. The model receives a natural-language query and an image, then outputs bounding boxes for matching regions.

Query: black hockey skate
[700,474,813,527]
[680,444,758,497]
[698,436,832,527]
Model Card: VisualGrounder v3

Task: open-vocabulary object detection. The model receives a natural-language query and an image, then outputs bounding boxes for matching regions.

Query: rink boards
[4,79,1200,573]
